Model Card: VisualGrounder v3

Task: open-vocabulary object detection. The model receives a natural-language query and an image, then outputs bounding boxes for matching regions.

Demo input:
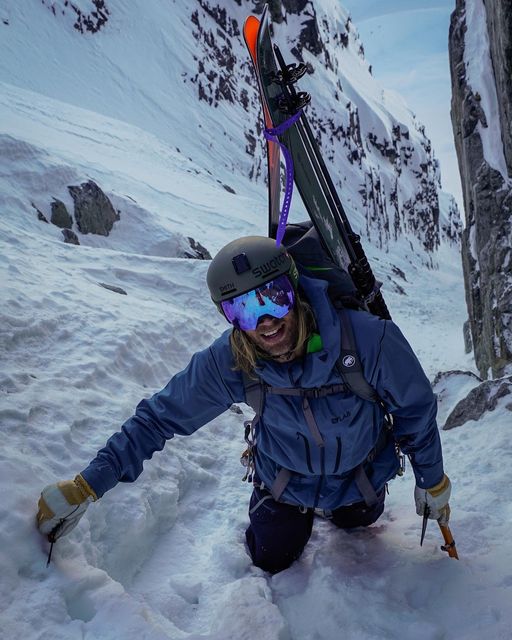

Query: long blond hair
[229,292,316,375]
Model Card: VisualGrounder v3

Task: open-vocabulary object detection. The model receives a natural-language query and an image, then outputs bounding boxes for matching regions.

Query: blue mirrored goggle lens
[220,274,295,331]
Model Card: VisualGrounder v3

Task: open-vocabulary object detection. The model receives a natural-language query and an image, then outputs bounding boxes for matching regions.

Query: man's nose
[256,315,278,328]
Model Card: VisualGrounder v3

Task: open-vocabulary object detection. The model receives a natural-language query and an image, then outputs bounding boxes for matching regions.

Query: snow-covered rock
[443,376,512,430]
[431,369,482,428]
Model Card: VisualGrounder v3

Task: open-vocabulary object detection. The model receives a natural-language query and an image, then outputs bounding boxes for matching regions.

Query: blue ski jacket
[81,275,443,509]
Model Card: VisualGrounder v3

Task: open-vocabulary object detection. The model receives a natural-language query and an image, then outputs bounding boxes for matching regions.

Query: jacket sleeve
[372,320,444,489]
[81,338,241,498]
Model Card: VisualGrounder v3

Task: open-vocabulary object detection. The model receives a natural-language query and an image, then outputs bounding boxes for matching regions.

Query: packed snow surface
[1,2,511,639]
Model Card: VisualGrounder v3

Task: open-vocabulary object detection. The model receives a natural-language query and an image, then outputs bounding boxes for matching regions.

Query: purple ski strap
[263,109,303,246]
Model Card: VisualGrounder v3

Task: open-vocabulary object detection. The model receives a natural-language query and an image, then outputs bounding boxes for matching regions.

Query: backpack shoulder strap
[336,308,379,403]
[241,370,265,415]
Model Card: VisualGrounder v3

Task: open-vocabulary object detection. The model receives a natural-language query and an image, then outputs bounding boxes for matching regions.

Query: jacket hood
[254,274,341,388]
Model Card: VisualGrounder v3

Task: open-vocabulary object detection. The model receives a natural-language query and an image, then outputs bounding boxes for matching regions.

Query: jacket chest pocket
[332,436,342,474]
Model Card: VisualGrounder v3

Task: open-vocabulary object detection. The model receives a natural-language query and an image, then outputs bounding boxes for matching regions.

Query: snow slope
[2,79,511,640]
[1,2,511,640]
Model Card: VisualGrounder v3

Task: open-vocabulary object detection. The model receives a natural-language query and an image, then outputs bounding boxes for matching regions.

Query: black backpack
[283,221,366,312]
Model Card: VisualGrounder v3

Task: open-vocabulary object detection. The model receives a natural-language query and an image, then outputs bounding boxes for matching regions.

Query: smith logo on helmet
[252,252,288,279]
[220,282,236,294]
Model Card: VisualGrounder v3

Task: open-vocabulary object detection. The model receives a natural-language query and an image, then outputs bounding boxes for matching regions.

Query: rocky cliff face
[449,0,512,379]
[188,0,461,262]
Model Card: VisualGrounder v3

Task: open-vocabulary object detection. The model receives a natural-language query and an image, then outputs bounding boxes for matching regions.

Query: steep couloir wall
[449,0,512,378]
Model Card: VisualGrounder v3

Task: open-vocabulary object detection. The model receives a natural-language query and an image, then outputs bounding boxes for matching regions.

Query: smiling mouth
[259,323,285,342]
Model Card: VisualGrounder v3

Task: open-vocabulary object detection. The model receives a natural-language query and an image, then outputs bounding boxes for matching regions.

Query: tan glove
[36,475,97,540]
[414,473,451,525]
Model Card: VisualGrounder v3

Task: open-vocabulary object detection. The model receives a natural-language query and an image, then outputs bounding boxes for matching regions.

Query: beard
[247,310,300,361]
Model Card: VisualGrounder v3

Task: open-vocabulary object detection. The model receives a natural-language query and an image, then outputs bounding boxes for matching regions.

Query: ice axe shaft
[420,504,430,546]
[438,522,459,559]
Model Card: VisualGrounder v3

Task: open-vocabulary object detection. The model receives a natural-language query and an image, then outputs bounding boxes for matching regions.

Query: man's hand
[36,475,97,540]
[414,473,451,525]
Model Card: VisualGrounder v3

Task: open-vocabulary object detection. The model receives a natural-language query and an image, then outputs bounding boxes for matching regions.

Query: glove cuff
[427,473,450,498]
[74,474,98,502]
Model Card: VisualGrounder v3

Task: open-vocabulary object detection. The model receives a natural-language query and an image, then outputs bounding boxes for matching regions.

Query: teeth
[262,328,280,337]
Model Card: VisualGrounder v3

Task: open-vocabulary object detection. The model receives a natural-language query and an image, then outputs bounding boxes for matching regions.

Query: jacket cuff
[412,460,444,490]
[80,462,119,499]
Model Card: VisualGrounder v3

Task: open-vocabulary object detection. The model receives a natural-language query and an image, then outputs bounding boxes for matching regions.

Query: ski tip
[243,16,260,62]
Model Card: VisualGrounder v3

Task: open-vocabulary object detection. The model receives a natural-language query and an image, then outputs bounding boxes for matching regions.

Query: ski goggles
[220,274,295,331]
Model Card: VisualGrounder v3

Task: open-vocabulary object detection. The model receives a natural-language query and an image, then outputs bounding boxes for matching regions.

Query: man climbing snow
[37,236,451,573]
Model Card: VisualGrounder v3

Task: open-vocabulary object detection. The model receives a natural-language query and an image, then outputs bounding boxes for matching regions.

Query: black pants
[245,485,385,574]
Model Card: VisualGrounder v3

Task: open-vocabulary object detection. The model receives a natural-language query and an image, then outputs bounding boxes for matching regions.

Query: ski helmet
[207,236,299,306]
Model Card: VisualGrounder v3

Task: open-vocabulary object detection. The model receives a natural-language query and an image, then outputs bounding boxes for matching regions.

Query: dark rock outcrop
[441,195,464,246]
[41,0,110,34]
[61,229,80,245]
[99,282,127,295]
[463,320,472,354]
[443,376,512,429]
[184,237,212,260]
[68,180,120,236]
[449,0,512,379]
[50,198,72,229]
[33,202,49,223]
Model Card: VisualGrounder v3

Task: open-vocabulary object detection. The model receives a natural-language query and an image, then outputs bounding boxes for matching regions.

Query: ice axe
[420,505,459,559]
[438,522,459,559]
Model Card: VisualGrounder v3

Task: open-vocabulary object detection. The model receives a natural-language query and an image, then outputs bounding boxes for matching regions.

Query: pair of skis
[243,5,391,321]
